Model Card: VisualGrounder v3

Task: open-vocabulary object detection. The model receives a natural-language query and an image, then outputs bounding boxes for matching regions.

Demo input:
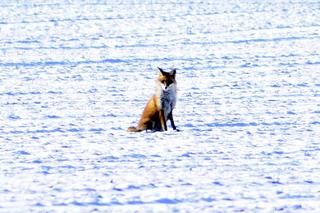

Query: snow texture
[1,0,320,212]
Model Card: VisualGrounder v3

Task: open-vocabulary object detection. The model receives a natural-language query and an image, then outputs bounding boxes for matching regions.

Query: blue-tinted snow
[1,0,320,212]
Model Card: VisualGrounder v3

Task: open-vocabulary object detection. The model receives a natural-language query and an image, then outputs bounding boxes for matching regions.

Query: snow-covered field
[1,0,320,212]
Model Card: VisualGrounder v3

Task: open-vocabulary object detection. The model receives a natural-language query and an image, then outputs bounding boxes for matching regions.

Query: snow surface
[1,0,320,212]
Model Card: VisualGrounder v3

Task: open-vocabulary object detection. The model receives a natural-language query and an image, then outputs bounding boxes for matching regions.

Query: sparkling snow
[0,0,320,212]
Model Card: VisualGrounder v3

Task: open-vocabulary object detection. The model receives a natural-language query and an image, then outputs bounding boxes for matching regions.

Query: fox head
[158,67,176,90]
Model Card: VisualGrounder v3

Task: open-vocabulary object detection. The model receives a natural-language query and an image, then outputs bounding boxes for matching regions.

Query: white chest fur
[155,82,177,119]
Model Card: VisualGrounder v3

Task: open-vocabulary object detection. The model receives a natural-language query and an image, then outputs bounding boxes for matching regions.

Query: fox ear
[170,69,176,76]
[158,67,166,75]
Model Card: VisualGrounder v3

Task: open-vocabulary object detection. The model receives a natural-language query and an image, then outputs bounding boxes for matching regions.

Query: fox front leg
[159,110,167,131]
[168,111,176,130]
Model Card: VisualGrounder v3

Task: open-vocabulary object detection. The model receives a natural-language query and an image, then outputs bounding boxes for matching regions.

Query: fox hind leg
[146,119,162,132]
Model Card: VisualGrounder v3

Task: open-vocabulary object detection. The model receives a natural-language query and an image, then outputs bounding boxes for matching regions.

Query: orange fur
[128,68,177,132]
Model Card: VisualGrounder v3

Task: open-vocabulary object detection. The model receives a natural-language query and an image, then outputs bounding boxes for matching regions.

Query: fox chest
[159,90,176,118]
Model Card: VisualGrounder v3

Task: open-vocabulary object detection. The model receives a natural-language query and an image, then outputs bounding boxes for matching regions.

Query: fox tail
[127,126,143,132]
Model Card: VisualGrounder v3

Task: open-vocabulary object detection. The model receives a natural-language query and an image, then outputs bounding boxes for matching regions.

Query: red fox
[128,67,177,132]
